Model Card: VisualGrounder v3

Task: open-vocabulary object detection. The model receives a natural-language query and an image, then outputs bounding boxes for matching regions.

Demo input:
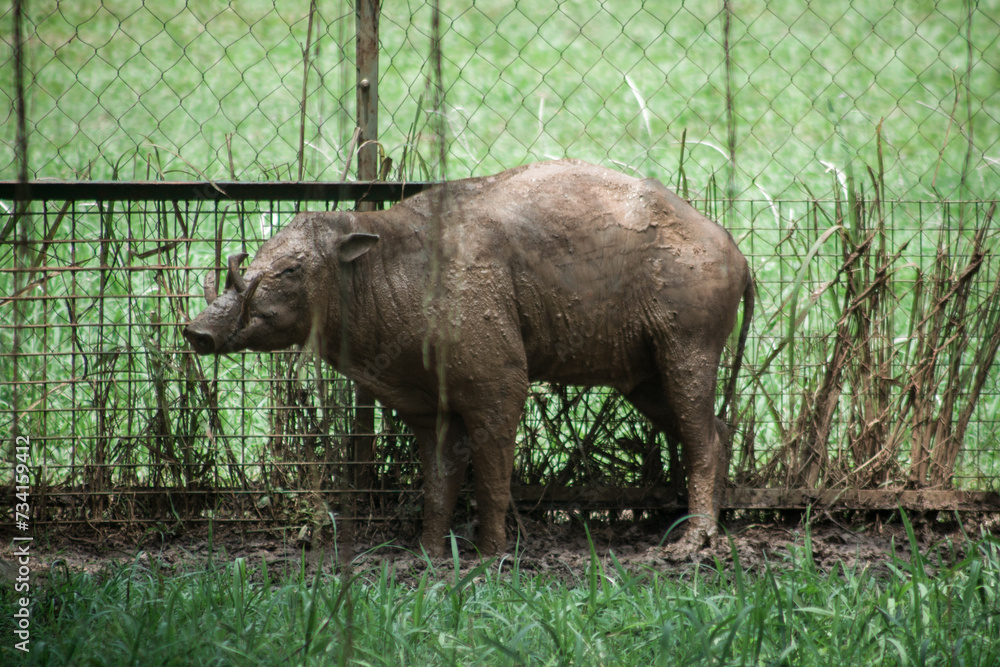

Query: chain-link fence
[4,2,998,196]
[2,1,999,535]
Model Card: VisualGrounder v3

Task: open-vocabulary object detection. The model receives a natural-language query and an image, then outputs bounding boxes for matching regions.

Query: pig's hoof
[661,530,711,561]
[420,542,448,560]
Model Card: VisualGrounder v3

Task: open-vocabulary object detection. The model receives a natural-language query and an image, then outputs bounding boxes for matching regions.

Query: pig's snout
[183,324,219,355]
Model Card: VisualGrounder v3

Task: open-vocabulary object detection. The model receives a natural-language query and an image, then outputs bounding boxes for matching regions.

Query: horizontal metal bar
[512,486,1000,511]
[0,180,436,202]
[7,487,413,496]
[0,186,986,207]
[10,487,999,512]
[25,517,401,526]
[723,488,1000,512]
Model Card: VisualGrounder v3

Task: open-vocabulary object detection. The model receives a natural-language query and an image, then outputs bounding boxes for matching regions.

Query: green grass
[7,527,1000,666]
[2,1,998,201]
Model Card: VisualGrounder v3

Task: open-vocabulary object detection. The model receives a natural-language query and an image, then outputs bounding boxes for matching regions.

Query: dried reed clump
[738,148,999,491]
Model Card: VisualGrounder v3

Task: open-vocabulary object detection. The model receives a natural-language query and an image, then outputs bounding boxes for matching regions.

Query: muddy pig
[184,159,754,557]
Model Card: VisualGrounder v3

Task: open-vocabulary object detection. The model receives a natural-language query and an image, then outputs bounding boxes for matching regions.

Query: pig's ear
[337,232,379,263]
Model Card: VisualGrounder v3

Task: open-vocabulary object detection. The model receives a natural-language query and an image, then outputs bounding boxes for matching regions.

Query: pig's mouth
[184,327,219,355]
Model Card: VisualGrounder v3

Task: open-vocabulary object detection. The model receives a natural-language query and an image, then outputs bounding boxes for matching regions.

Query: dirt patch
[5,511,998,589]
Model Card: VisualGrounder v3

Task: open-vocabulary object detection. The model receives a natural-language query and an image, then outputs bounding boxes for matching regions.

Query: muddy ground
[6,511,999,587]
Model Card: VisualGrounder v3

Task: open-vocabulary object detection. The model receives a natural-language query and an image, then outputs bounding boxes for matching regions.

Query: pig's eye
[277,264,300,277]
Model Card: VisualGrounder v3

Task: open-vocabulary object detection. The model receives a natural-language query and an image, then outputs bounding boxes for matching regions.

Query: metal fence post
[356,0,379,186]
[352,0,380,528]
[8,0,28,465]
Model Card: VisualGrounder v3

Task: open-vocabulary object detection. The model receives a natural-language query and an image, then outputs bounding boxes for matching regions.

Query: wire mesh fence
[2,1,999,535]
[3,1,998,196]
[2,191,998,532]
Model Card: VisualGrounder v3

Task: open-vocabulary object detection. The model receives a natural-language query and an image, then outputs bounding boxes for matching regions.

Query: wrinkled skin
[184,160,754,557]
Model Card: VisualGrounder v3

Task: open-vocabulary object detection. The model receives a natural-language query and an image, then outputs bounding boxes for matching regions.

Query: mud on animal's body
[183,159,754,558]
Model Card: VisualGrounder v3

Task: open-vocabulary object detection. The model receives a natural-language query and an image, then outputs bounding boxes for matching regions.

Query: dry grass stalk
[770,157,998,491]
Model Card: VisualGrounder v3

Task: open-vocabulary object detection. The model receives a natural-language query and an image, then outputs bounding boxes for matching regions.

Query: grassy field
[2,1,998,199]
[4,524,1000,666]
